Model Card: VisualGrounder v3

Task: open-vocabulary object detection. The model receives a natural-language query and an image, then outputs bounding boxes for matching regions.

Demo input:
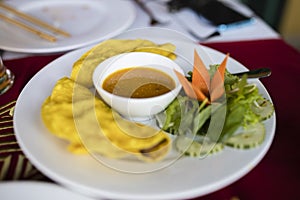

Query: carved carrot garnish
[175,50,229,103]
[192,50,210,96]
[211,53,229,101]
[174,70,207,101]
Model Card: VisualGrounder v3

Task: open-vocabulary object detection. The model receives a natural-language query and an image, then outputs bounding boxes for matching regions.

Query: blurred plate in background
[0,181,96,200]
[0,0,135,53]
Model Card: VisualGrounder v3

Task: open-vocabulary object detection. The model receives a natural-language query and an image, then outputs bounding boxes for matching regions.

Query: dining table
[1,0,300,199]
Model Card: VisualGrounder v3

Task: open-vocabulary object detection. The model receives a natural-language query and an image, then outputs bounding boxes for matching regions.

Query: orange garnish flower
[174,50,229,103]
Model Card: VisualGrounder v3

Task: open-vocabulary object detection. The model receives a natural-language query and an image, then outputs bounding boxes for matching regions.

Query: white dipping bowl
[93,52,184,121]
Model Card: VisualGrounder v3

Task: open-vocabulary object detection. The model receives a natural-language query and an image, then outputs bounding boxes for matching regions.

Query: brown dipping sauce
[102,67,175,98]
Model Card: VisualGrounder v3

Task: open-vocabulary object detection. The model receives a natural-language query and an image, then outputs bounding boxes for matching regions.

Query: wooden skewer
[0,13,57,42]
[0,2,71,37]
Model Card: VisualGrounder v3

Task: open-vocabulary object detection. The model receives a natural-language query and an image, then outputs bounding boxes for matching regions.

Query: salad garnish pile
[156,50,274,157]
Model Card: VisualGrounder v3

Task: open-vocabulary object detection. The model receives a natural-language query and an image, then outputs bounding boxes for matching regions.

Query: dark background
[241,0,286,31]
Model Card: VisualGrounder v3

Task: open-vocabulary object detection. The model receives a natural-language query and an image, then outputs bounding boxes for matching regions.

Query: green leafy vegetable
[155,65,274,157]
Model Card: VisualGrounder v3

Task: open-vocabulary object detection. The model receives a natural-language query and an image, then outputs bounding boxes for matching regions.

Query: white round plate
[0,181,95,200]
[0,0,135,53]
[14,28,276,200]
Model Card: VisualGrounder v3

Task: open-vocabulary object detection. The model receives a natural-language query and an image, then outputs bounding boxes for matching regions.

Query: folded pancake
[41,77,171,162]
[70,39,176,87]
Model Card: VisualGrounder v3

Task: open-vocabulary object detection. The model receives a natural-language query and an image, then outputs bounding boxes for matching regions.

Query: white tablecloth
[130,0,279,42]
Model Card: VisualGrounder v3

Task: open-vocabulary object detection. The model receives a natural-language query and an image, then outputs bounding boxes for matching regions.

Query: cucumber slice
[225,123,265,149]
[251,99,274,120]
[227,83,256,94]
[175,135,224,157]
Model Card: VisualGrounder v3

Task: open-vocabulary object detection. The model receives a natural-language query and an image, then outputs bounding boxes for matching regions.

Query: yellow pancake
[41,77,171,162]
[70,39,176,87]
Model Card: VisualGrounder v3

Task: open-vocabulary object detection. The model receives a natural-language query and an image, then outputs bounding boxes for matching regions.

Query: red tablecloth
[200,39,300,200]
[1,39,300,199]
